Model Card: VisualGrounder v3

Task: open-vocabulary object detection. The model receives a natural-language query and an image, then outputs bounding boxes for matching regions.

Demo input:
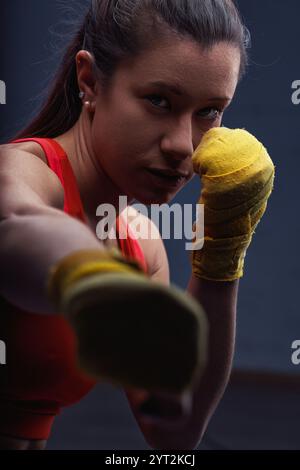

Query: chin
[136,195,174,205]
[133,189,181,206]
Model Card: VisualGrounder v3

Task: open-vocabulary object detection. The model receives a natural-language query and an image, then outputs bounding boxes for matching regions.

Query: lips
[147,168,189,179]
[145,168,187,189]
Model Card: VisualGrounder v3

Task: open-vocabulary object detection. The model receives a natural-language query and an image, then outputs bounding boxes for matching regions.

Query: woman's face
[91,36,241,204]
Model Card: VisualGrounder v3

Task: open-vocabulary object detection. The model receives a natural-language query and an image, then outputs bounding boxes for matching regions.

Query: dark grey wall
[0,0,299,374]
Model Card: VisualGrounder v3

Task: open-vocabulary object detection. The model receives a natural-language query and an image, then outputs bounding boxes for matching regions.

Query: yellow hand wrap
[192,127,275,281]
[47,248,144,314]
[46,248,208,393]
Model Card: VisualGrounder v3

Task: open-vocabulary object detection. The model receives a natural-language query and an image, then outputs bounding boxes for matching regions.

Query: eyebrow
[147,80,231,102]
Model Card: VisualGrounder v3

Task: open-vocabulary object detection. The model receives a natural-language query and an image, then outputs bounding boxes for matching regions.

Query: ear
[76,50,98,102]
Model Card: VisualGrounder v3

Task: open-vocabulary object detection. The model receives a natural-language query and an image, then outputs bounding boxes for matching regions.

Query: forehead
[117,36,241,100]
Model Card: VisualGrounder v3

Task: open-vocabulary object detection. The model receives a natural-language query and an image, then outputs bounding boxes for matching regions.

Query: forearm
[0,209,102,314]
[130,275,239,451]
[185,275,239,447]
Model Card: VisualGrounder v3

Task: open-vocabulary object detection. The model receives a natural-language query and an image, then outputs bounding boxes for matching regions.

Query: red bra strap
[11,138,86,222]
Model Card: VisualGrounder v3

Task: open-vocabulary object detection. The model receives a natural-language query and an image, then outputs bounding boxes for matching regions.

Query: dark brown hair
[13,0,250,139]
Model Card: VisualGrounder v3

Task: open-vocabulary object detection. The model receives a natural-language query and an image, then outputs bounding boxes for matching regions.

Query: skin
[54,35,240,225]
[0,34,240,449]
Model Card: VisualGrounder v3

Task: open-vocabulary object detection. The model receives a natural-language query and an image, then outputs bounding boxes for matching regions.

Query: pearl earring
[79,91,85,99]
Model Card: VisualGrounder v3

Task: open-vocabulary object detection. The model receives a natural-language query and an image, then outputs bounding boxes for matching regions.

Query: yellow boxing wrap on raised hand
[192,127,275,282]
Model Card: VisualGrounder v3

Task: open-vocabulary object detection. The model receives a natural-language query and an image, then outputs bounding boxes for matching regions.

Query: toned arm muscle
[0,148,103,314]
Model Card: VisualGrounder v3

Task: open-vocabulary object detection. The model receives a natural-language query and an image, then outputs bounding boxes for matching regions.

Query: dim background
[0,0,299,450]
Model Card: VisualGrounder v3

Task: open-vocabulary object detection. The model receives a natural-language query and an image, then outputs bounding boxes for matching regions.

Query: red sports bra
[0,137,147,440]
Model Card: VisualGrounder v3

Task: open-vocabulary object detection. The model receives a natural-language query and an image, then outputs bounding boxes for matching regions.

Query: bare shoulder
[0,142,64,211]
[1,140,48,164]
[122,206,170,285]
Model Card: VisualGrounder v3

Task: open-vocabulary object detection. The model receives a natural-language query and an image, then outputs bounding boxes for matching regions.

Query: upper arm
[146,232,170,286]
[124,207,170,286]
[0,145,64,218]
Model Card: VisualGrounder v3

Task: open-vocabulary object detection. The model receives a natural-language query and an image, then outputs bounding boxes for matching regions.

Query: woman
[0,0,275,450]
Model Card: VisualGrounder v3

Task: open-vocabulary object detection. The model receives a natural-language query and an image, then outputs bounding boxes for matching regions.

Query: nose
[160,115,195,162]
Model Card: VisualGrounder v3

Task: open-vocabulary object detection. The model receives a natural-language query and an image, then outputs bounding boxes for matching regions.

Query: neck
[54,113,133,225]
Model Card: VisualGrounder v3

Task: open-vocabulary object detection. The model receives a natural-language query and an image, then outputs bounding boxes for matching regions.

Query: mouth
[145,168,188,188]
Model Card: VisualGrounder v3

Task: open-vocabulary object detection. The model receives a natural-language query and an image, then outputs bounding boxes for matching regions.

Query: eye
[197,108,223,120]
[145,94,169,109]
[145,94,224,121]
